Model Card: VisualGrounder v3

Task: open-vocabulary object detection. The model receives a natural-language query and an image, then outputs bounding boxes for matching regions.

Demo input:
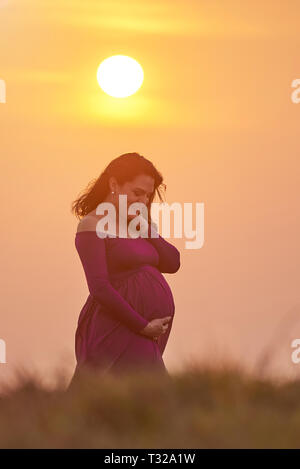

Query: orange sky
[1,0,300,388]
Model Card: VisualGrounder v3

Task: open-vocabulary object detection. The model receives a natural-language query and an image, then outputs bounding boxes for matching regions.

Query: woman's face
[116,173,155,221]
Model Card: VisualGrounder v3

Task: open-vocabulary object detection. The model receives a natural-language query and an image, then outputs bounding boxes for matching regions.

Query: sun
[97,55,144,98]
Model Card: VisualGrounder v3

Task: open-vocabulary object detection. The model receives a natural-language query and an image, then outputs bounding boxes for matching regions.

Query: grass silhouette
[1,354,300,448]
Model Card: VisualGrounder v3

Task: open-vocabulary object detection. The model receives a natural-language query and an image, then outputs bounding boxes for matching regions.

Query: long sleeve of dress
[144,222,181,274]
[75,232,150,333]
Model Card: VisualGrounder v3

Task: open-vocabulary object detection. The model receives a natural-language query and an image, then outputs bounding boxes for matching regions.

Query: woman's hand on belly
[139,316,172,340]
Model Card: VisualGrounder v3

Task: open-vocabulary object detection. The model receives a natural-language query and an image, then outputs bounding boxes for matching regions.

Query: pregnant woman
[68,152,180,385]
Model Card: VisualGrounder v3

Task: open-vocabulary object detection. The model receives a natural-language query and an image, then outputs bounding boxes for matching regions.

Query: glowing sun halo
[97,55,144,98]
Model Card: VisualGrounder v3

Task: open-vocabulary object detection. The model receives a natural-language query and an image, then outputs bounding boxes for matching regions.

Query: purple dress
[71,229,180,379]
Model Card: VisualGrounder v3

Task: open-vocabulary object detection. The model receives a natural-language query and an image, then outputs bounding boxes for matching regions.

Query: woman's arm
[142,221,181,274]
[75,232,149,333]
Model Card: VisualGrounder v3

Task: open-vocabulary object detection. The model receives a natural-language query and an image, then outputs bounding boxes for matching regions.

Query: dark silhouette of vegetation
[1,356,300,449]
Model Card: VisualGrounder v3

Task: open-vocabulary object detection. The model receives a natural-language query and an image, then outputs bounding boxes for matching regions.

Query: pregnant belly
[75,264,175,366]
[110,264,175,322]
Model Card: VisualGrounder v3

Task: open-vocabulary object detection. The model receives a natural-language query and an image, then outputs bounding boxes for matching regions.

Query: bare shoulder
[76,215,98,233]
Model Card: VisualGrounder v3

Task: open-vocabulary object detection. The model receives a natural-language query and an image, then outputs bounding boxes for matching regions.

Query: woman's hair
[71,152,166,224]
